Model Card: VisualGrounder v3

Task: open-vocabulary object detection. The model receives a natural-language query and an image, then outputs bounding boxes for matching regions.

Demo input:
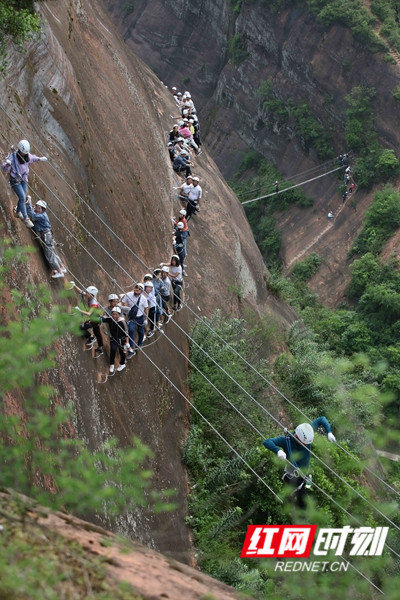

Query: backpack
[128,296,141,321]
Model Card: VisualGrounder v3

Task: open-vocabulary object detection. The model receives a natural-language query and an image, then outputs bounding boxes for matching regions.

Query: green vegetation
[230,152,313,267]
[0,243,173,590]
[306,0,386,51]
[349,185,400,256]
[228,33,248,66]
[228,0,243,15]
[185,311,400,598]
[393,84,400,103]
[258,80,334,160]
[290,252,322,282]
[0,0,42,70]
[0,494,142,599]
[345,86,400,188]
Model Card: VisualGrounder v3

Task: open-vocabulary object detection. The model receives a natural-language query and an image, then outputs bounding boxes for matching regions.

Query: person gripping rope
[71,283,104,357]
[263,417,336,508]
[2,139,48,228]
[25,197,66,279]
[102,306,129,374]
[186,176,202,220]
[122,283,149,358]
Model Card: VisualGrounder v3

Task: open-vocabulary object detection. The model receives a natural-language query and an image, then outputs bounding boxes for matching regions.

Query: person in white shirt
[121,283,148,357]
[186,176,202,221]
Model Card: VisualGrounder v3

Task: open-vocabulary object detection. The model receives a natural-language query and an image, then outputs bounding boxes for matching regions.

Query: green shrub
[228,33,248,66]
[0,0,42,69]
[290,253,322,282]
[349,185,400,256]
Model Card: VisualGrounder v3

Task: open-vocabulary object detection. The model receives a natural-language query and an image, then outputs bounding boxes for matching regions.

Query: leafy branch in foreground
[0,243,166,518]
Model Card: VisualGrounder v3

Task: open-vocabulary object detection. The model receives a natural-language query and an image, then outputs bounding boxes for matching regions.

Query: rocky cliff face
[0,0,295,565]
[104,0,400,303]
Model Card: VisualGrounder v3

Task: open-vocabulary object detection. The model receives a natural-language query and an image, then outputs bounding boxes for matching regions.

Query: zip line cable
[0,107,391,594]
[2,110,398,529]
[237,156,344,198]
[240,165,344,206]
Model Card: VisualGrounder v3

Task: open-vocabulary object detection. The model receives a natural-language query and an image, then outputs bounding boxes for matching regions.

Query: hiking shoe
[109,365,115,374]
[51,272,64,279]
[127,350,136,359]
[173,305,178,311]
[176,305,182,311]
[147,330,155,338]
[94,348,104,358]
[24,217,34,228]
[117,363,126,372]
[183,271,188,276]
[165,313,172,324]
[86,336,95,347]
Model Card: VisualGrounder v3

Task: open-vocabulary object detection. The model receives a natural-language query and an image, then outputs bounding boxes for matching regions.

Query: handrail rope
[166,317,400,543]
[2,107,397,509]
[64,264,283,503]
[39,179,400,553]
[0,49,390,595]
[56,268,391,586]
[1,106,392,592]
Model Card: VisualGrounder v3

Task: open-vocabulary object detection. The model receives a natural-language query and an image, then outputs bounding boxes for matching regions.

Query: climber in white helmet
[263,417,336,507]
[1,139,48,228]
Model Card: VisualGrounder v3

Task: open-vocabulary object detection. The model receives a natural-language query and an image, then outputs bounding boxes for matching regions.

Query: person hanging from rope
[25,197,66,279]
[263,417,336,508]
[1,139,48,228]
[102,306,129,374]
[70,283,104,357]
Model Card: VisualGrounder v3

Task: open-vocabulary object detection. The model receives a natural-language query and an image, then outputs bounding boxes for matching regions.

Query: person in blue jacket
[263,417,336,507]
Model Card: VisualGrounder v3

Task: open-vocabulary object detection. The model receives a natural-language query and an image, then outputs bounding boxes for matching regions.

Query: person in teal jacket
[263,417,336,507]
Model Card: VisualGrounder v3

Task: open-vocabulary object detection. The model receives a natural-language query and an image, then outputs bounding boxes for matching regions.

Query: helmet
[171,254,180,261]
[17,139,30,154]
[177,222,184,229]
[192,176,200,182]
[86,286,98,297]
[153,268,161,275]
[173,123,179,128]
[161,266,169,273]
[178,120,184,126]
[172,86,177,91]
[36,200,47,209]
[111,306,122,314]
[179,209,187,216]
[143,273,153,281]
[108,293,119,301]
[144,281,153,288]
[295,423,314,445]
[135,283,144,291]
[180,150,187,155]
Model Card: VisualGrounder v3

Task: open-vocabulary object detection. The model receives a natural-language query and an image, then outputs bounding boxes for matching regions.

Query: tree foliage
[0,0,42,70]
[0,244,164,518]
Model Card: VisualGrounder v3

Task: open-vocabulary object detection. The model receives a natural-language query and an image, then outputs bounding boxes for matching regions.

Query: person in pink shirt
[178,121,200,155]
